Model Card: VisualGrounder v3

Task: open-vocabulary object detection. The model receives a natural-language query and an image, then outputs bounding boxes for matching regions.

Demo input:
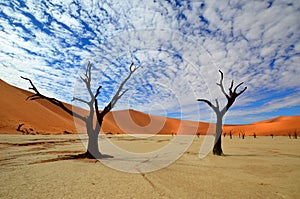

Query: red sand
[1,79,299,135]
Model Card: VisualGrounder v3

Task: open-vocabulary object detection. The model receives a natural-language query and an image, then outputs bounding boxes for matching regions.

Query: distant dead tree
[197,70,247,155]
[288,130,298,139]
[17,123,24,132]
[229,130,233,139]
[253,132,256,138]
[294,130,298,139]
[270,134,274,138]
[223,132,226,138]
[21,62,138,159]
[241,130,246,139]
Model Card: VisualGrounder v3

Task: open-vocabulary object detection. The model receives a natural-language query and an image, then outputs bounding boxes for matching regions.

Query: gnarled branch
[229,80,234,95]
[233,82,244,93]
[21,76,86,122]
[216,70,230,99]
[94,63,139,133]
[237,86,247,96]
[197,70,247,116]
[99,62,139,116]
[95,85,102,99]
[197,98,218,113]
[79,62,94,101]
[72,97,89,105]
[215,99,220,109]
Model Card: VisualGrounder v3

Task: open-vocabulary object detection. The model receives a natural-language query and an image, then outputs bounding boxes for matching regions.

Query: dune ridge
[0,79,299,136]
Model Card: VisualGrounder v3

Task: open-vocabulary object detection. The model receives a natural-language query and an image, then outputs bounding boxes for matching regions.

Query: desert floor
[0,134,299,199]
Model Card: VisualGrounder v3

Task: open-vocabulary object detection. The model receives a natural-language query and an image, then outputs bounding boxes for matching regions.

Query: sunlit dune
[1,79,299,136]
[224,116,300,136]
[0,79,75,134]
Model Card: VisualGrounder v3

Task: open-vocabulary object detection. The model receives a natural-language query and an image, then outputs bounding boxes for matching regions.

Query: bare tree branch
[229,80,234,95]
[111,89,129,108]
[215,99,219,109]
[110,63,138,106]
[21,76,86,122]
[72,97,89,105]
[233,82,244,93]
[197,70,247,116]
[80,75,86,83]
[79,62,94,101]
[237,86,247,96]
[95,85,102,99]
[95,62,139,121]
[20,77,42,99]
[103,63,137,112]
[86,62,92,83]
[216,70,229,99]
[197,98,218,113]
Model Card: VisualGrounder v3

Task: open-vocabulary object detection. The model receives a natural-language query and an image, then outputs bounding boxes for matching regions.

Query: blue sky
[0,0,299,124]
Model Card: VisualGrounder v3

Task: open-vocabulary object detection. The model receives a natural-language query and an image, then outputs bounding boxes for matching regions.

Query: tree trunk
[213,115,224,155]
[86,131,101,158]
[85,117,104,159]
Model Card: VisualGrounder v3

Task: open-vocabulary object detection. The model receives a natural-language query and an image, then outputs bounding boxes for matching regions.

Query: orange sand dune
[0,79,299,135]
[102,109,208,135]
[0,79,76,134]
[224,115,300,136]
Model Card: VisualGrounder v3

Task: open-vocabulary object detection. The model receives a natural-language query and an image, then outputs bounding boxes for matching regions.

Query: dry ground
[0,134,299,198]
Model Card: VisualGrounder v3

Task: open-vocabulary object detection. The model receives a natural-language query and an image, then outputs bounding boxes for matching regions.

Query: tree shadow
[30,152,114,165]
[224,153,263,157]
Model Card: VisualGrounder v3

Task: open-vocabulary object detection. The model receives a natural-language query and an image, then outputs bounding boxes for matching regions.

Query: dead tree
[197,70,247,155]
[229,130,233,139]
[17,123,24,132]
[294,131,298,139]
[21,62,138,159]
[241,131,246,139]
[253,132,256,138]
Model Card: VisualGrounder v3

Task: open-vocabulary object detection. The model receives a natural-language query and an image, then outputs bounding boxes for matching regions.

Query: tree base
[213,148,224,156]
[84,151,114,159]
[68,151,113,159]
